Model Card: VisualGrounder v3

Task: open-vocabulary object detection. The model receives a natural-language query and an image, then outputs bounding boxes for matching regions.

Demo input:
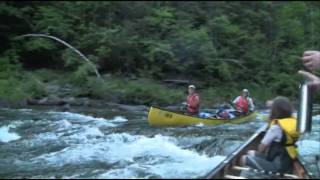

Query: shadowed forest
[1,1,320,107]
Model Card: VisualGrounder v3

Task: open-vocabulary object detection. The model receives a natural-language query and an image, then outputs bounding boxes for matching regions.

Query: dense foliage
[0,1,319,103]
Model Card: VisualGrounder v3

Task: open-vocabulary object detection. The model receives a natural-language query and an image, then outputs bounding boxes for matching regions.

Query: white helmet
[188,85,196,89]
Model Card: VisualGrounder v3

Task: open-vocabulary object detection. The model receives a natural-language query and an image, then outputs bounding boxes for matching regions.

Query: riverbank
[0,69,278,110]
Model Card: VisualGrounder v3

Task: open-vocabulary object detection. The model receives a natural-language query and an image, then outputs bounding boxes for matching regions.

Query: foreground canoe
[148,106,257,127]
[204,124,311,179]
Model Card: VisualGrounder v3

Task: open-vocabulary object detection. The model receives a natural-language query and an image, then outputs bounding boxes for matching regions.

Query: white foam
[0,108,10,110]
[103,134,179,162]
[100,166,140,179]
[47,111,120,128]
[59,119,72,129]
[93,120,117,128]
[18,109,33,112]
[32,132,225,178]
[297,140,320,156]
[177,136,212,148]
[0,126,21,143]
[195,123,204,127]
[58,126,104,144]
[100,146,225,178]
[48,111,105,122]
[109,116,128,123]
[82,127,104,138]
[32,142,108,166]
[7,120,25,128]
[313,115,320,121]
[146,155,225,178]
[34,132,59,142]
[100,154,225,178]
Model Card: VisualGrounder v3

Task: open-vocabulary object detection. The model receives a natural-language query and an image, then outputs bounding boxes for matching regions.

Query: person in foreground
[240,96,304,177]
[182,85,200,116]
[233,89,255,115]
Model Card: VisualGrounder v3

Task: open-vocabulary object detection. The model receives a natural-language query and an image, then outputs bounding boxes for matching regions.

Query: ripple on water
[0,108,319,179]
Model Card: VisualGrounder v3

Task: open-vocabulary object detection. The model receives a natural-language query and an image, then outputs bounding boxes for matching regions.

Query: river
[0,106,319,178]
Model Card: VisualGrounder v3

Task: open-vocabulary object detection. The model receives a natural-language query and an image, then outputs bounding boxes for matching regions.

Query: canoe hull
[148,106,257,127]
[204,124,311,179]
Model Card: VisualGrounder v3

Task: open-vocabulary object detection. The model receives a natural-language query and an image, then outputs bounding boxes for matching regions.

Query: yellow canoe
[148,106,258,127]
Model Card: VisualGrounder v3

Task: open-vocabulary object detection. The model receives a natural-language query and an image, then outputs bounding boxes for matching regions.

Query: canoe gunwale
[204,124,268,179]
[150,106,256,122]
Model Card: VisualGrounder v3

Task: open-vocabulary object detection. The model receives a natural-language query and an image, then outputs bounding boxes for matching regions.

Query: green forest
[1,1,320,107]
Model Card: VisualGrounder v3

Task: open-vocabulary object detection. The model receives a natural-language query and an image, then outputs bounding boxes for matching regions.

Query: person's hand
[298,70,320,90]
[302,51,320,71]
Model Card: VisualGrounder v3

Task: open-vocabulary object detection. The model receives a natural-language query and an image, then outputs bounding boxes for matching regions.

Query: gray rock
[38,97,48,104]
[60,104,70,111]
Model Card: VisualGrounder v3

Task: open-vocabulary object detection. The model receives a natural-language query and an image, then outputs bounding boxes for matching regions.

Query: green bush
[0,56,49,101]
[22,77,48,99]
[80,76,185,105]
[68,63,92,86]
[118,79,184,105]
[0,56,26,101]
[0,78,26,101]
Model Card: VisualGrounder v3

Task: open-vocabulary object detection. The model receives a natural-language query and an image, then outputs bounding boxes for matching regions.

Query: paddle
[228,100,236,110]
[180,102,188,112]
[227,100,245,117]
[297,67,314,133]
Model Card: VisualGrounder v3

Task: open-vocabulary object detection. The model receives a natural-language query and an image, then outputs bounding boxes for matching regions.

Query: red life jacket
[187,93,200,114]
[235,96,249,113]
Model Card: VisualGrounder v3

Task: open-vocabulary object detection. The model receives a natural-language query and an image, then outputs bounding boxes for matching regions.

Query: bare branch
[16,33,102,80]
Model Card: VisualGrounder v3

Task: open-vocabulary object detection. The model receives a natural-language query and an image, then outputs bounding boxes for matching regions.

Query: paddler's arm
[248,98,255,112]
[258,125,280,153]
[232,97,239,105]
[194,96,199,106]
[258,144,268,153]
